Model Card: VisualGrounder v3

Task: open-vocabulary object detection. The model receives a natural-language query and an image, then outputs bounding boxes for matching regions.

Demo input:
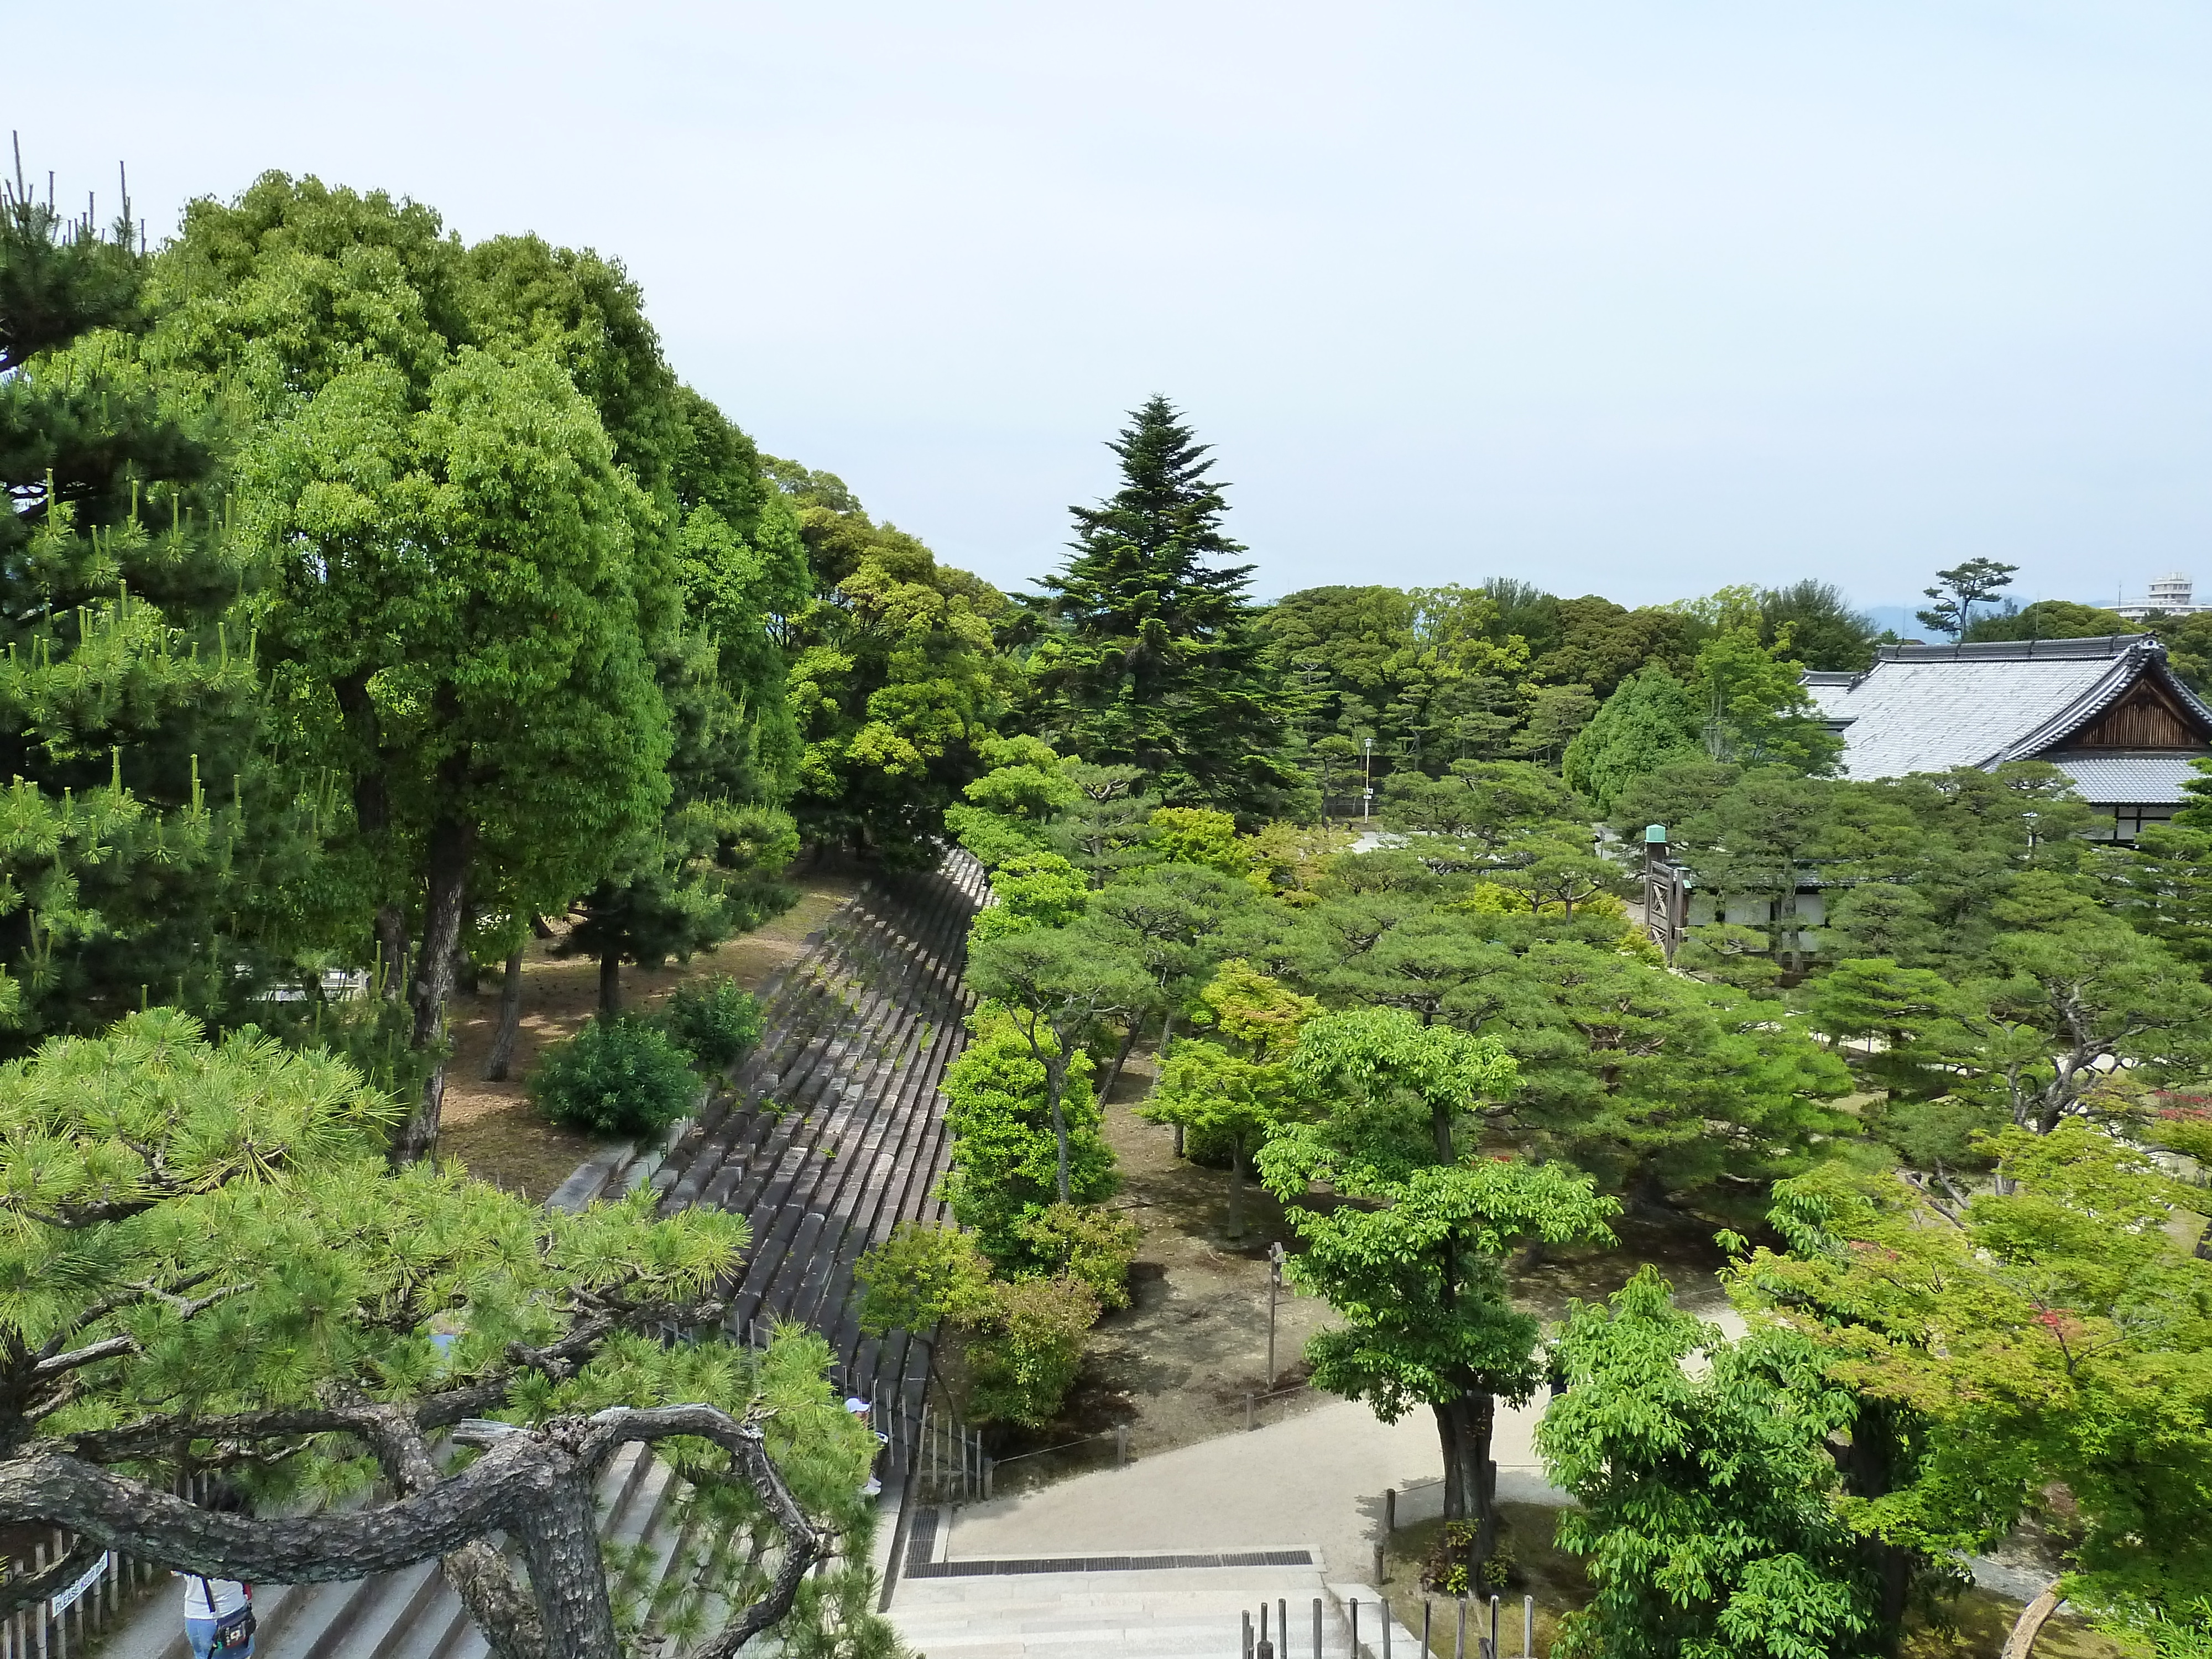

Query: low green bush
[660,977,766,1071]
[1017,1203,1140,1311]
[530,1016,699,1139]
[965,1275,1099,1428]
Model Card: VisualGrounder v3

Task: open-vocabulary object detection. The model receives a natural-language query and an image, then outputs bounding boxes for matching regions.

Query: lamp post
[1266,1241,1285,1388]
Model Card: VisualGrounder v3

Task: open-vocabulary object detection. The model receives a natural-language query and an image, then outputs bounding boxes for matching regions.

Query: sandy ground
[435,866,863,1201]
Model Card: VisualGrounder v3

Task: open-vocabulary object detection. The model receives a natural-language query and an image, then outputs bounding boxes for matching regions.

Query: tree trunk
[1837,1398,1916,1652]
[375,904,410,1004]
[483,950,525,1082]
[1096,1018,1144,1105]
[509,1463,621,1658]
[598,951,622,1020]
[2001,1578,2064,1659]
[1431,1391,1499,1557]
[529,911,556,940]
[1227,1134,1246,1240]
[395,815,474,1165]
[1050,1088,1072,1204]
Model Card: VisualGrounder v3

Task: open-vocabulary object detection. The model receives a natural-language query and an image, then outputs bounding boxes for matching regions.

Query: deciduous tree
[1258,1008,1616,1569]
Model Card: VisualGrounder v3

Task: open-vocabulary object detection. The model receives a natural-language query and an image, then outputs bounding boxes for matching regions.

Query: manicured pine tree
[0,156,300,1044]
[1028,397,1291,816]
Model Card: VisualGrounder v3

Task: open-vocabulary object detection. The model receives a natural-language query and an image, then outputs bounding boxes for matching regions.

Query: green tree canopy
[0,161,300,1045]
[1563,666,1703,812]
[1025,398,1288,817]
[1540,1267,1879,1659]
[0,1009,890,1658]
[1259,1008,1616,1568]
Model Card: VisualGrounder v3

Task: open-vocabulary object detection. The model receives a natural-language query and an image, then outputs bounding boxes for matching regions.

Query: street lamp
[1361,738,1374,822]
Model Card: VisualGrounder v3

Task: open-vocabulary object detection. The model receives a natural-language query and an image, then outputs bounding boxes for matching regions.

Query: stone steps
[103,849,993,1659]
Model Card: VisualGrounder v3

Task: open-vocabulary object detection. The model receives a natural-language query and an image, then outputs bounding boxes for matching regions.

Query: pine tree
[0,154,298,1043]
[1027,398,1290,816]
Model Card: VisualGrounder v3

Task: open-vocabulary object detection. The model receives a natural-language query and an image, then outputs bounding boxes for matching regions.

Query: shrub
[660,977,765,1071]
[964,1275,1099,1427]
[530,1016,699,1139]
[1017,1203,1140,1311]
[940,1008,1115,1270]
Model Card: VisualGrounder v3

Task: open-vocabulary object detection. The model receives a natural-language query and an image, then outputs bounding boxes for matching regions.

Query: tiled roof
[1803,635,2212,781]
[2051,755,2206,806]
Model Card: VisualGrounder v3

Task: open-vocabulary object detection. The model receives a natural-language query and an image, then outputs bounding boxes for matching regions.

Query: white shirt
[179,1575,249,1619]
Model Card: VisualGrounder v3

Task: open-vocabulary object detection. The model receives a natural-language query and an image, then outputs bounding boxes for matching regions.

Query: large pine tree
[0,158,298,1043]
[1027,398,1289,816]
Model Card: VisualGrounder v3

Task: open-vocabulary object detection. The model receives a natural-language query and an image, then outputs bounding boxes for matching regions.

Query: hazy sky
[13,2,2210,609]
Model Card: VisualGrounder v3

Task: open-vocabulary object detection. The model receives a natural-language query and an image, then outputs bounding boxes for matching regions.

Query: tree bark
[1096,1018,1144,1105]
[395,814,475,1165]
[598,951,622,1020]
[509,1457,620,1658]
[0,1404,821,1659]
[375,905,411,1004]
[1048,1057,1073,1204]
[2001,1578,2064,1659]
[1227,1134,1246,1240]
[1431,1391,1499,1554]
[483,950,525,1082]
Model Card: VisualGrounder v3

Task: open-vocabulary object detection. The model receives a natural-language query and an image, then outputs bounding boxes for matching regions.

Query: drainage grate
[904,1509,1311,1578]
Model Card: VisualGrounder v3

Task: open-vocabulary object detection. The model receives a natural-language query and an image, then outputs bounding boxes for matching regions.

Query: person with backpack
[174,1485,255,1657]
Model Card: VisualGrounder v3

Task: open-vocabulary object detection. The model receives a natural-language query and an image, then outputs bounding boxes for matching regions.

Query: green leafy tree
[1964,598,2138,644]
[1258,1008,1616,1567]
[1539,1267,1879,1659]
[0,160,301,1044]
[1732,1129,2212,1656]
[1529,595,1705,701]
[1498,942,1855,1207]
[1514,682,1600,764]
[969,851,1091,945]
[1691,625,1843,774]
[242,345,676,1161]
[1915,557,2018,639]
[1563,667,1704,812]
[962,929,1150,1203]
[1141,960,1317,1237]
[559,801,799,1016]
[774,462,1016,862]
[938,1005,1117,1266]
[1026,398,1288,815]
[1758,580,1876,671]
[0,1009,891,1659]
[1082,860,1260,1071]
[1925,895,2212,1134]
[2100,818,2212,975]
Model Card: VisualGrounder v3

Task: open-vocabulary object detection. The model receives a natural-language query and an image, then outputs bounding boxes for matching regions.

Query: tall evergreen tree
[1027,398,1290,816]
[0,156,301,1044]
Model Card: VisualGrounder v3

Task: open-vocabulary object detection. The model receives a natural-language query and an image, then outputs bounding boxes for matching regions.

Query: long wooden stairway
[101,849,992,1659]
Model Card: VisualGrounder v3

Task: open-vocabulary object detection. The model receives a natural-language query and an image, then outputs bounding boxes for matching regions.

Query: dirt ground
[996,1058,1749,1489]
[434,867,864,1201]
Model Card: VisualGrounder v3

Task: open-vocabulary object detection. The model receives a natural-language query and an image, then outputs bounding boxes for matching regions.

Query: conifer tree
[1027,398,1290,816]
[0,154,299,1044]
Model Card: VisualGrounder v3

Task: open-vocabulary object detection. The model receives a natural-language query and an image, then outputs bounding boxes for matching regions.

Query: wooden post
[1524,1595,1534,1657]
[1373,1541,1385,1586]
[1245,1392,1255,1432]
[1313,1598,1324,1659]
[1385,1487,1396,1533]
[1115,1425,1129,1467]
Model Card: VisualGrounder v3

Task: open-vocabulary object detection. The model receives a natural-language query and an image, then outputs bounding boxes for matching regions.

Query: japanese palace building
[1643,634,2212,954]
[1802,633,2212,839]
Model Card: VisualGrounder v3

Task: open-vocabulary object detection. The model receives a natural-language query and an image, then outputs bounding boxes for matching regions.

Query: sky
[12,2,2212,611]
